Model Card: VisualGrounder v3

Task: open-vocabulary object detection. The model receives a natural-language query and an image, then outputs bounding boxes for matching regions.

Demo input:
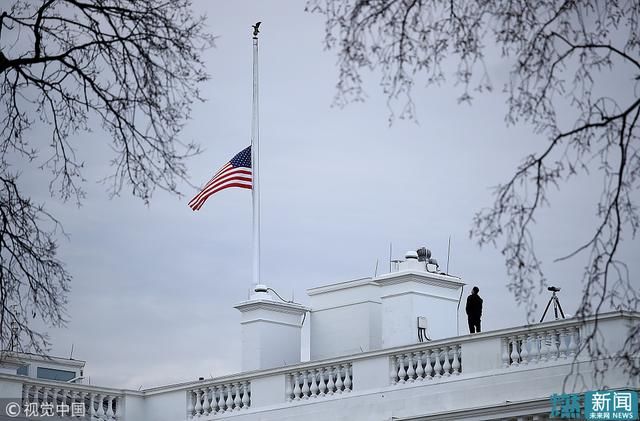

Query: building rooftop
[1,250,638,420]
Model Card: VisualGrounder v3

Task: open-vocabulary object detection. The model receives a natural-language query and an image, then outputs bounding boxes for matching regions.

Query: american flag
[188,146,252,211]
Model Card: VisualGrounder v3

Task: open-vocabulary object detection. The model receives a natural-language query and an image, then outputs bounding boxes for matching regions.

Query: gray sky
[15,1,639,389]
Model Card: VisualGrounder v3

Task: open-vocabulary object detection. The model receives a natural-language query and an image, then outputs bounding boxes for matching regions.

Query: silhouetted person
[466,286,483,333]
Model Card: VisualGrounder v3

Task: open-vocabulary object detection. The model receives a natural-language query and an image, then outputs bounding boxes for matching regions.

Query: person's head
[472,286,479,294]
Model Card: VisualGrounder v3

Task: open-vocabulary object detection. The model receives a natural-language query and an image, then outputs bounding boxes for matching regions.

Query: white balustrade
[503,325,580,367]
[390,344,462,384]
[286,363,353,401]
[21,382,121,420]
[187,381,251,418]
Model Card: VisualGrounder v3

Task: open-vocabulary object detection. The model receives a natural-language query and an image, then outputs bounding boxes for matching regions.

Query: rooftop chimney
[235,285,309,371]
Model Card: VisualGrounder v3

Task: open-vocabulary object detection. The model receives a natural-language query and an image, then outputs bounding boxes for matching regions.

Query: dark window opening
[37,367,76,382]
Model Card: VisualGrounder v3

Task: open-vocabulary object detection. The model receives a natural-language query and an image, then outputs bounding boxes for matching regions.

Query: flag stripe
[189,168,251,204]
[188,168,251,207]
[190,176,252,210]
[189,146,252,211]
[191,183,252,211]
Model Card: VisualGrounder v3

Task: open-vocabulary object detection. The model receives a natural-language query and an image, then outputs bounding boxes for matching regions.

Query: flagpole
[251,23,261,287]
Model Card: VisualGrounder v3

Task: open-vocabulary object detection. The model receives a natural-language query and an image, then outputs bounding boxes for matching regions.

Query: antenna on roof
[69,343,74,359]
[446,235,452,274]
[389,242,393,273]
[373,259,379,278]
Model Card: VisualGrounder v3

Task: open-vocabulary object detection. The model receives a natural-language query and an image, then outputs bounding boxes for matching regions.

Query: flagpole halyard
[251,24,261,287]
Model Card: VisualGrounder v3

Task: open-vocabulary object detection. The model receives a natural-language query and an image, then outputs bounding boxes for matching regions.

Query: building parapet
[0,311,637,421]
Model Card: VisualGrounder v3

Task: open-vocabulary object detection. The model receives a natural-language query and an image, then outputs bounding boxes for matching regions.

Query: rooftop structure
[1,249,638,420]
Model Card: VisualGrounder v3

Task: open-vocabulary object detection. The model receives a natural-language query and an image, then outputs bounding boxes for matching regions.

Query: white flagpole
[251,23,261,287]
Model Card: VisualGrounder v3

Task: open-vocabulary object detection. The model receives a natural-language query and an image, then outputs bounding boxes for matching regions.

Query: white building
[1,250,638,420]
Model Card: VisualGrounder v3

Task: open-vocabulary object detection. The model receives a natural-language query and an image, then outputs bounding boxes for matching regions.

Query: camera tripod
[540,289,565,323]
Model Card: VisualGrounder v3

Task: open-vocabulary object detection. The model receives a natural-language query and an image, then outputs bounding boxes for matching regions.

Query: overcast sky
[14,1,639,389]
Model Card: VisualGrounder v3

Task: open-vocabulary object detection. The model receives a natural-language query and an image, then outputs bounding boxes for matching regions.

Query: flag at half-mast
[188,146,252,211]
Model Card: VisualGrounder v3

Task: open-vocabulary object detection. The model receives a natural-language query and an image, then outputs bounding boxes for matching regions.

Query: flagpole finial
[252,21,261,38]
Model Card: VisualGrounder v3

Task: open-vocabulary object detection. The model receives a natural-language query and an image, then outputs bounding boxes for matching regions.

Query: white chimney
[375,265,465,347]
[235,286,309,371]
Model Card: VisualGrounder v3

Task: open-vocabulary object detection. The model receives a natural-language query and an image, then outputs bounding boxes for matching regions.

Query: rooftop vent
[405,250,418,260]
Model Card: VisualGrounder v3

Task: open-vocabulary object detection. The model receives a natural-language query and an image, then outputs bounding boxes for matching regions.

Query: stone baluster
[70,388,77,410]
[558,328,568,359]
[106,395,115,420]
[113,396,121,420]
[225,385,233,410]
[63,388,70,409]
[49,387,58,408]
[90,393,97,419]
[406,353,416,382]
[69,389,77,414]
[76,389,82,408]
[193,390,202,417]
[344,365,352,392]
[501,338,510,368]
[70,389,77,412]
[100,394,108,419]
[443,346,452,376]
[209,386,219,414]
[326,368,335,395]
[567,327,578,357]
[424,352,433,380]
[301,372,310,399]
[96,394,105,420]
[218,385,227,413]
[211,387,219,413]
[27,384,34,407]
[36,387,44,415]
[452,346,461,375]
[510,336,520,366]
[528,333,539,364]
[32,384,39,405]
[242,382,250,409]
[397,355,407,384]
[49,387,56,413]
[201,388,210,416]
[390,356,399,384]
[37,387,45,414]
[44,386,51,408]
[318,369,327,396]
[549,330,559,360]
[433,349,443,378]
[334,366,344,393]
[285,375,294,402]
[21,384,27,407]
[309,370,319,398]
[40,387,49,408]
[187,391,195,419]
[233,383,242,410]
[415,351,425,380]
[31,384,38,405]
[519,334,529,365]
[293,373,302,400]
[39,385,46,406]
[91,392,99,419]
[76,391,85,417]
[539,332,549,362]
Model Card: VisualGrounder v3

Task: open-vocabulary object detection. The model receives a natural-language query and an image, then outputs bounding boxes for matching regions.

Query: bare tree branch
[309,0,640,385]
[0,0,213,354]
